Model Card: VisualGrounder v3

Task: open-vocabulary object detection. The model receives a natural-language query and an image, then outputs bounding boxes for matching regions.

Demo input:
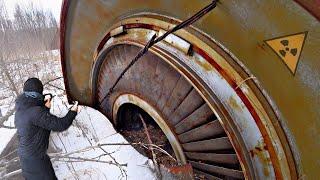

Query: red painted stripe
[294,0,320,21]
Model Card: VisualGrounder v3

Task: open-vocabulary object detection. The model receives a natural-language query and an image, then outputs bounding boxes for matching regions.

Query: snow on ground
[0,116,16,155]
[41,49,60,57]
[48,95,157,180]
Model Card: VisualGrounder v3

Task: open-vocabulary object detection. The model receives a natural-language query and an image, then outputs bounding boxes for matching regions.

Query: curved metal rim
[60,0,72,103]
[112,93,187,165]
[90,13,297,179]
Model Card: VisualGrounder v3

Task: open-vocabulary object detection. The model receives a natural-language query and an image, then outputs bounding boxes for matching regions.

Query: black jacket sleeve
[31,106,77,132]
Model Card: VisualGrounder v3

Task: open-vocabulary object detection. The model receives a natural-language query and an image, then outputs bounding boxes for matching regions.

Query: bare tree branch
[1,169,22,179]
[0,108,15,127]
[45,82,65,91]
[43,76,63,86]
[139,114,162,179]
[0,124,15,129]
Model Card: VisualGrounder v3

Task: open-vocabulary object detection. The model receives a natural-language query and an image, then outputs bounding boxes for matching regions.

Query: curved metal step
[190,161,244,179]
[169,88,204,126]
[177,120,224,143]
[185,152,239,165]
[182,137,233,152]
[175,103,214,134]
[193,169,223,180]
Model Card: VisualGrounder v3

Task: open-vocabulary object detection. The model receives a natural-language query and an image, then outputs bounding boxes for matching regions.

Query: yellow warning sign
[265,32,307,74]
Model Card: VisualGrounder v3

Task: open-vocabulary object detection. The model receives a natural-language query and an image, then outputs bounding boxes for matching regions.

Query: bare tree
[0,0,59,127]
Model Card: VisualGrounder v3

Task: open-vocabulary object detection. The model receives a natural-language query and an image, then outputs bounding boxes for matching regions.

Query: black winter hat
[23,78,43,94]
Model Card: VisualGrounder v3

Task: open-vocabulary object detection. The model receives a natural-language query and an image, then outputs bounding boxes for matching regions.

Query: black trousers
[19,155,57,180]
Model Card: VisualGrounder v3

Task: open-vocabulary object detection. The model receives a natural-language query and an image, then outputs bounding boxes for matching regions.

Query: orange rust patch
[169,163,193,175]
[228,96,241,111]
[250,140,271,177]
[194,57,213,71]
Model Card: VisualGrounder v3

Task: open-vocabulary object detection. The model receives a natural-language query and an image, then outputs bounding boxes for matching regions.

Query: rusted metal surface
[61,0,320,179]
[185,152,239,165]
[182,137,233,152]
[174,103,215,134]
[168,164,193,180]
[177,120,224,143]
[169,88,204,126]
[193,169,223,180]
[190,160,244,179]
[161,77,192,117]
[158,29,192,55]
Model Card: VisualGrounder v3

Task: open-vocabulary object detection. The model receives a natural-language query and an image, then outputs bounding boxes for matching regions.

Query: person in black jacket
[15,78,79,180]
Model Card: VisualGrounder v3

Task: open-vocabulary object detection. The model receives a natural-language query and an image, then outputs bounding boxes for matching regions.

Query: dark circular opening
[116,103,179,168]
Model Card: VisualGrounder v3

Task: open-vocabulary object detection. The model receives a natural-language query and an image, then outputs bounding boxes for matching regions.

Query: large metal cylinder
[60,0,320,179]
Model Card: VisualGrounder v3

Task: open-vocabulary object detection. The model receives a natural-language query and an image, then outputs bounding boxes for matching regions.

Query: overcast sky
[3,0,63,21]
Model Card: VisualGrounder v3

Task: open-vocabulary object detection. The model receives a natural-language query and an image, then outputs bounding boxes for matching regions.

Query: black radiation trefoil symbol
[279,40,298,58]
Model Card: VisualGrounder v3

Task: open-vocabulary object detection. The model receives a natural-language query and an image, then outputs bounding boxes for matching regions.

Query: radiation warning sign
[265,32,307,74]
